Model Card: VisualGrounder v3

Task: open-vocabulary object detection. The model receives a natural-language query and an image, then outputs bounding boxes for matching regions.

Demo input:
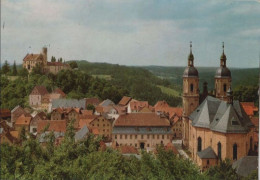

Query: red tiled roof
[37,120,67,133]
[95,106,104,113]
[85,98,100,106]
[251,117,259,127]
[119,145,138,154]
[165,142,179,154]
[0,109,11,118]
[241,102,258,116]
[81,110,93,116]
[154,101,169,112]
[30,85,49,96]
[118,96,132,106]
[115,113,170,127]
[10,131,19,138]
[23,54,42,61]
[113,105,127,115]
[129,100,149,112]
[36,112,47,120]
[165,107,183,119]
[53,88,66,97]
[15,114,31,126]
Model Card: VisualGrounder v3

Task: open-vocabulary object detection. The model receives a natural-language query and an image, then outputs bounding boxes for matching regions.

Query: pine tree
[2,60,10,74]
[12,61,17,76]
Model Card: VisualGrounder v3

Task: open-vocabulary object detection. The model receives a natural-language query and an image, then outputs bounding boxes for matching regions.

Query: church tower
[182,42,199,147]
[215,42,231,101]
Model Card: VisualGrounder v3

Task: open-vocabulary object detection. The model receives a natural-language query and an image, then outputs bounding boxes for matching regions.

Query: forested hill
[142,66,259,91]
[69,60,182,106]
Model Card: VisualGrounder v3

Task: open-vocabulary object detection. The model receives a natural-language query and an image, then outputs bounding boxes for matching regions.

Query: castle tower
[182,42,199,147]
[215,42,231,101]
[42,47,48,66]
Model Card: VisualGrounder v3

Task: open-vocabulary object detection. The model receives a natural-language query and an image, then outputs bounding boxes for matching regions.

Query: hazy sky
[1,0,260,67]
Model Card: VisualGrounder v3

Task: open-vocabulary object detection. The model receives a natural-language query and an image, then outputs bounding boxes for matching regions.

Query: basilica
[182,43,256,170]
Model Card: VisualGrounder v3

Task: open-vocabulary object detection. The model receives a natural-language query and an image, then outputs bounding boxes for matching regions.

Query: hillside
[143,66,259,91]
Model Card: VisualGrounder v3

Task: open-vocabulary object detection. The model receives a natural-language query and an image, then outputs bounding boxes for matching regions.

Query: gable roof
[197,146,217,159]
[75,125,89,141]
[232,156,258,177]
[30,85,49,96]
[118,145,138,154]
[81,110,93,116]
[15,114,31,126]
[129,100,149,112]
[99,99,115,107]
[85,98,100,106]
[118,96,132,106]
[165,142,179,155]
[53,88,66,97]
[240,102,258,116]
[114,113,170,127]
[23,53,42,61]
[154,100,169,112]
[37,120,67,133]
[190,96,253,133]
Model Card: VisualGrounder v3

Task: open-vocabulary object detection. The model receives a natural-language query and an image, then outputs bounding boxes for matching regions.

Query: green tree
[31,64,43,75]
[2,60,10,74]
[86,104,95,111]
[12,61,17,76]
[51,56,56,62]
[20,126,27,141]
[18,68,29,78]
[69,61,78,69]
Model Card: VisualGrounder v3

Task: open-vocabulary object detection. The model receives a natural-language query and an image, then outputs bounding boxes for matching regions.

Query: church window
[250,137,253,150]
[233,143,237,160]
[190,84,194,92]
[223,84,227,92]
[198,137,202,152]
[218,142,222,160]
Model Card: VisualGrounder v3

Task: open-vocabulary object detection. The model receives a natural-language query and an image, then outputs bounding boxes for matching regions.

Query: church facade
[23,47,70,74]
[182,43,256,170]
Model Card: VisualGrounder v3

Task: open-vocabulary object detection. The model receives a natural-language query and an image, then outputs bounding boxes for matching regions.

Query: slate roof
[38,131,65,143]
[114,113,171,127]
[118,96,132,106]
[75,125,89,141]
[232,156,258,177]
[52,99,86,109]
[99,99,115,107]
[190,96,253,133]
[197,146,218,159]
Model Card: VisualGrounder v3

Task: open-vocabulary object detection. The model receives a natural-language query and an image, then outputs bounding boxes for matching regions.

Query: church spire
[188,41,194,67]
[220,42,226,67]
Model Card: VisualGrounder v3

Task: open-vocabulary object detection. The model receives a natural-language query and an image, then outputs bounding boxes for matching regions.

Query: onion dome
[183,41,198,77]
[215,42,231,78]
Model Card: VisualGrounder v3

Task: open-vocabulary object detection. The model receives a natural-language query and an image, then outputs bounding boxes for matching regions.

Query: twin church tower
[182,42,232,146]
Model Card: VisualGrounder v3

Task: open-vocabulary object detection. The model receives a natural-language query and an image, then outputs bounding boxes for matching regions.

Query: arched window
[218,142,222,160]
[223,84,227,92]
[198,137,202,152]
[190,84,194,92]
[233,143,237,160]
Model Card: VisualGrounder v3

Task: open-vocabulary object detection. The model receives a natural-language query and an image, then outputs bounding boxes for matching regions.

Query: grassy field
[92,74,112,80]
[157,85,181,97]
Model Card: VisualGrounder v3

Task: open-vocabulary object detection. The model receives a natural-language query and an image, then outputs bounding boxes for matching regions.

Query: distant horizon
[2,0,260,68]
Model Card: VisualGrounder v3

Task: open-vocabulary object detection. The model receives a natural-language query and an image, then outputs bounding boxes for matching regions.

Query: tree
[51,56,56,62]
[20,126,27,141]
[2,60,10,74]
[12,61,17,76]
[58,58,63,62]
[69,61,78,69]
[18,68,29,78]
[86,104,95,111]
[31,64,43,75]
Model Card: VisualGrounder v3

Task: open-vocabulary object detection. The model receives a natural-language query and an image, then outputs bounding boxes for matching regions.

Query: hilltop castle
[23,47,70,74]
[182,42,256,170]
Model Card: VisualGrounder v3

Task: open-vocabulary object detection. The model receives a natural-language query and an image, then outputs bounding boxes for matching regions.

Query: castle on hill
[22,47,70,74]
[182,42,256,170]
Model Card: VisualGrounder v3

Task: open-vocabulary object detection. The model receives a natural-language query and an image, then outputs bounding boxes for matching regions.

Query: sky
[1,0,260,68]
